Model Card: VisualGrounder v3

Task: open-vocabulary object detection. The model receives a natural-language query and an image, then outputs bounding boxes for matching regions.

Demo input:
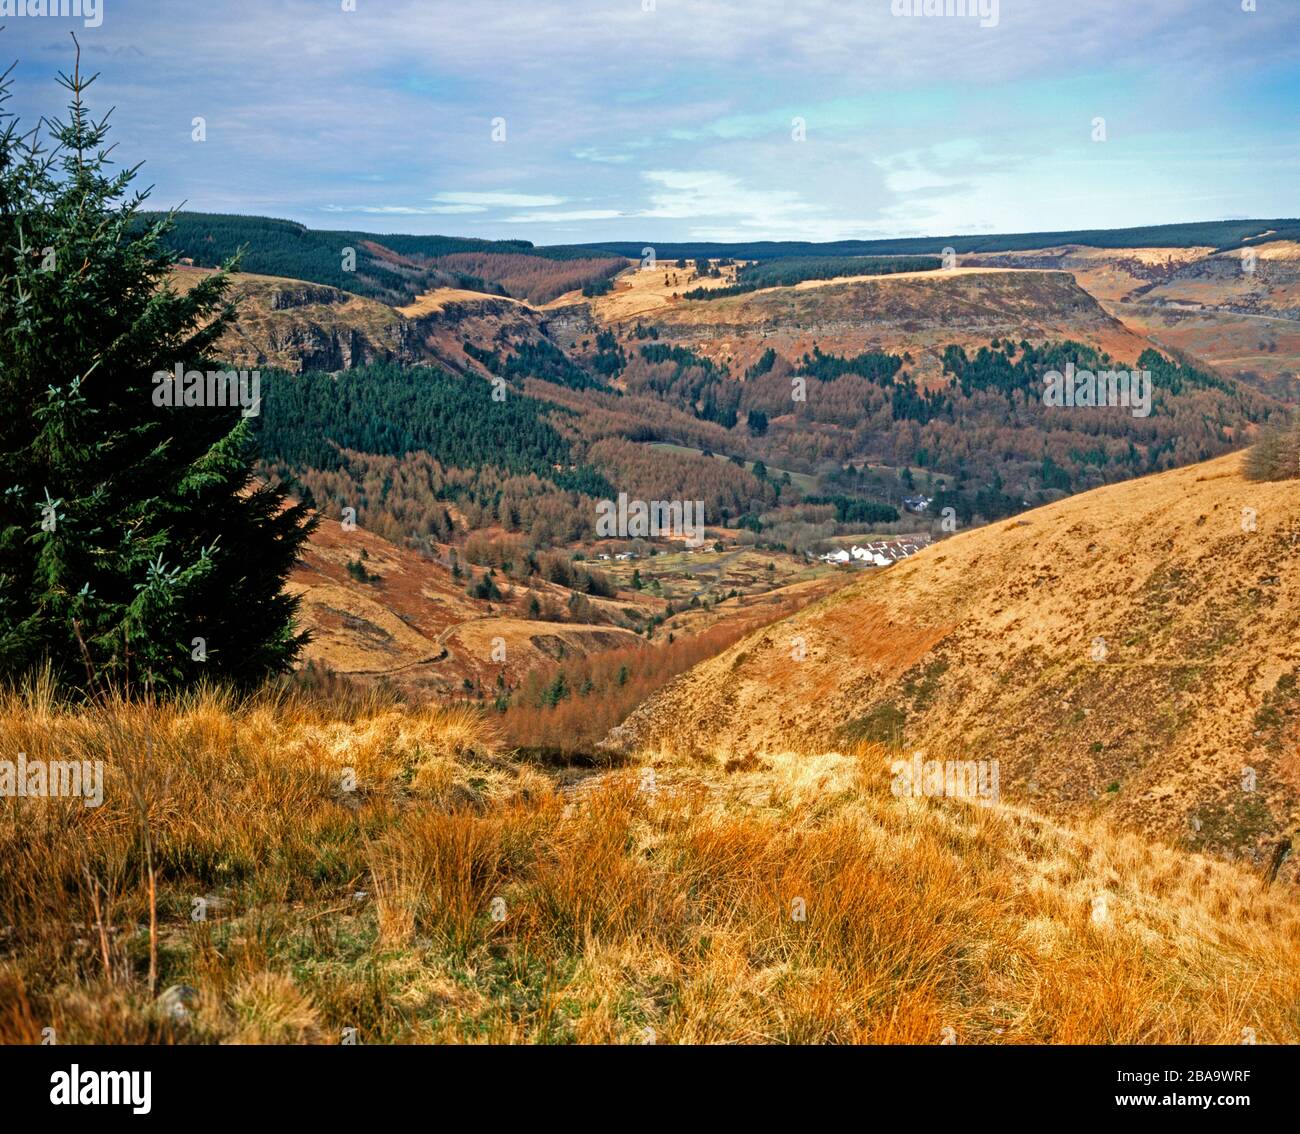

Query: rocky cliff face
[253,318,414,371]
[402,291,573,376]
[540,302,599,344]
[268,283,350,310]
[1138,244,1300,321]
[172,265,416,372]
[175,263,587,377]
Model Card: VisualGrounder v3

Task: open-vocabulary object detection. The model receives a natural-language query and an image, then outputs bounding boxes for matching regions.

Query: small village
[815,535,933,567]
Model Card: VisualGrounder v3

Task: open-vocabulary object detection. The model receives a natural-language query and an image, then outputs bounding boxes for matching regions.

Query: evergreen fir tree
[0,44,316,695]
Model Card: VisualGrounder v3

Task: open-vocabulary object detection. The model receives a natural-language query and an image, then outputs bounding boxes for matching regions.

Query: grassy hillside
[286,512,655,698]
[609,450,1300,871]
[148,212,1300,304]
[1,685,1295,1044]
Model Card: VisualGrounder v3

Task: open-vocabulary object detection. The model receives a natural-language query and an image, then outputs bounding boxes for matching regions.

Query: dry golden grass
[0,681,1295,1045]
[613,451,1300,864]
[395,287,524,318]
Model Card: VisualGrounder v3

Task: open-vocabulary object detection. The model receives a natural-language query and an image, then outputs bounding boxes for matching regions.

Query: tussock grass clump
[0,687,1296,1044]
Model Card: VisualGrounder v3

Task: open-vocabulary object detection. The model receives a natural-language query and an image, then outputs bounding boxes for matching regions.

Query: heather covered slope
[608,451,1300,873]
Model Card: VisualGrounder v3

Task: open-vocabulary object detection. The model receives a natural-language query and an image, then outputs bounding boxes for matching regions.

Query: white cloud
[572,147,634,165]
[322,203,484,215]
[28,0,1300,241]
[321,192,569,218]
[642,170,801,221]
[500,209,625,223]
[432,192,567,208]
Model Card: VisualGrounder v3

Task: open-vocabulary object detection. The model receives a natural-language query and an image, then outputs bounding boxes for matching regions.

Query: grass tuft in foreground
[1,684,1296,1044]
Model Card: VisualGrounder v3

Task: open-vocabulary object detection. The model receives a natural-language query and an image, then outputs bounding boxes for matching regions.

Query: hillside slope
[171,266,415,372]
[172,266,577,378]
[3,691,1296,1044]
[615,268,1151,382]
[288,516,653,695]
[960,239,1300,398]
[608,451,1300,874]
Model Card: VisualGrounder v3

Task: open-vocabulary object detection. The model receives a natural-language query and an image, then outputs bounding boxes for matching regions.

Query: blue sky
[4,0,1299,245]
